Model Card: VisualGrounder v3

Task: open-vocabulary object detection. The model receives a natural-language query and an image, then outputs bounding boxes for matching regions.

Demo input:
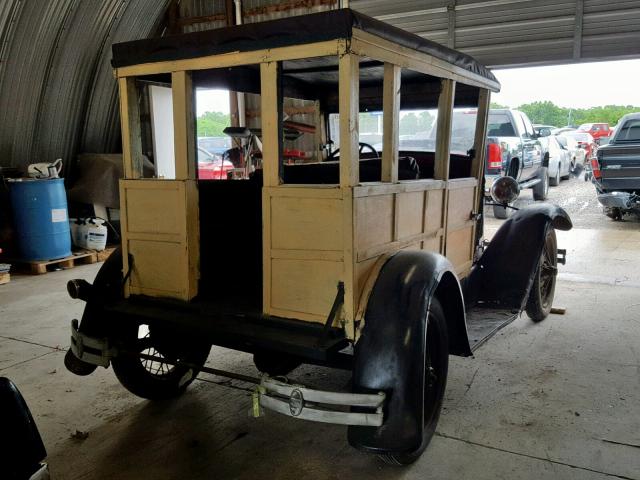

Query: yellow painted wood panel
[270,197,343,251]
[127,240,187,296]
[447,186,475,229]
[446,227,474,274]
[355,194,394,251]
[424,189,444,236]
[397,191,424,240]
[124,186,184,235]
[120,179,198,301]
[270,258,343,321]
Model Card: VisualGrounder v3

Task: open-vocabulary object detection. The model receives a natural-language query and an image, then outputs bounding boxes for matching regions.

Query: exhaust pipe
[67,279,92,301]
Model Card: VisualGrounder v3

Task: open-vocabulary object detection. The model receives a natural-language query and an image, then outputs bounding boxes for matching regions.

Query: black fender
[76,247,123,337]
[348,250,470,454]
[0,377,46,479]
[464,203,572,310]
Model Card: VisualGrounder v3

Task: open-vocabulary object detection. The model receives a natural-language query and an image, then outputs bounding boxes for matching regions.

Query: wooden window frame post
[381,63,401,183]
[434,78,456,181]
[260,61,282,187]
[172,71,197,180]
[339,53,360,187]
[118,77,144,179]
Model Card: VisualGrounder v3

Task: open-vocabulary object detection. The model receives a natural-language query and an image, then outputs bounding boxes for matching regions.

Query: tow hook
[67,279,92,301]
[557,248,567,265]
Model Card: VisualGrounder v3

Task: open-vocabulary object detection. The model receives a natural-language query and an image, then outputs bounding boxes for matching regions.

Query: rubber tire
[112,325,210,400]
[379,298,449,465]
[605,207,623,221]
[526,228,557,322]
[492,204,512,220]
[253,351,301,376]
[549,164,560,186]
[532,167,549,201]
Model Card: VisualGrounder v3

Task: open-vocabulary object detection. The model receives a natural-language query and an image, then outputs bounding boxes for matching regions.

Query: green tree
[518,101,566,126]
[197,111,230,137]
[400,112,419,135]
[490,102,509,109]
[417,110,434,132]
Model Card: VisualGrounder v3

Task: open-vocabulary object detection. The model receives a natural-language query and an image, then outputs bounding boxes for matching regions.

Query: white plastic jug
[72,218,108,251]
[28,158,62,179]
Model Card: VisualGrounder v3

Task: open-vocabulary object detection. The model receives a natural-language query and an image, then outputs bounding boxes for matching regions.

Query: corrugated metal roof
[0,0,639,171]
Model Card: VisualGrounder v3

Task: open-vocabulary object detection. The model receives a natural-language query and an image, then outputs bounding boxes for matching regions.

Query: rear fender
[464,203,572,311]
[348,251,469,454]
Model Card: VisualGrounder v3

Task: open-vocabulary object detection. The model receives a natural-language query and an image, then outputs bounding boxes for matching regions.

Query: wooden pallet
[96,246,116,263]
[11,251,97,275]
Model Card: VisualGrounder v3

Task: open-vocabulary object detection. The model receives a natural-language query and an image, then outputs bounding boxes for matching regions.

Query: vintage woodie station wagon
[64,9,572,464]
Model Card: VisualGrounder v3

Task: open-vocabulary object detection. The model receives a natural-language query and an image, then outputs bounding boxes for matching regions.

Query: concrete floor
[1,176,639,479]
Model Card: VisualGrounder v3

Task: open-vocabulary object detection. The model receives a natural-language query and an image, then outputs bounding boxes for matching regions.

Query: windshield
[329,108,478,155]
[578,123,592,131]
[615,119,640,142]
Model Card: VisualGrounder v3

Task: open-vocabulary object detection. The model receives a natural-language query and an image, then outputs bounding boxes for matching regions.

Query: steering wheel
[329,142,379,160]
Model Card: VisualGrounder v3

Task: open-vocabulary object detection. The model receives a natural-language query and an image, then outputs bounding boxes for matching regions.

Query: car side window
[515,113,529,139]
[520,113,535,139]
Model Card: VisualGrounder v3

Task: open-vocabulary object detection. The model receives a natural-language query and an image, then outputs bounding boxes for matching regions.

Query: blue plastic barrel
[9,178,72,261]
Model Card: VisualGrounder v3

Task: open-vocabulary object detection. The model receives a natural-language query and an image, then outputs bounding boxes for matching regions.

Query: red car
[577,123,611,144]
[197,147,234,180]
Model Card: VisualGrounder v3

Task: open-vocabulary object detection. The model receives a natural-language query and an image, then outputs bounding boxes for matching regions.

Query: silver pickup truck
[485,109,549,218]
[594,112,640,219]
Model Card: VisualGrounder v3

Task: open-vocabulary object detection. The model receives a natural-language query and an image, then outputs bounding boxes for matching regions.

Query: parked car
[198,136,232,156]
[592,112,640,219]
[556,134,585,168]
[552,127,576,135]
[485,109,548,218]
[546,135,572,186]
[560,131,597,163]
[577,123,611,145]
[65,9,572,465]
[197,147,234,180]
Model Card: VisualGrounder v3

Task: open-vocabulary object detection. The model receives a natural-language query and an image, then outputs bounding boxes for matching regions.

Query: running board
[520,177,541,189]
[465,307,520,352]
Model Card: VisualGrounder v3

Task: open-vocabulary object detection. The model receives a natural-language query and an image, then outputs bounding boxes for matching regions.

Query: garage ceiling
[352,0,640,68]
[0,0,639,171]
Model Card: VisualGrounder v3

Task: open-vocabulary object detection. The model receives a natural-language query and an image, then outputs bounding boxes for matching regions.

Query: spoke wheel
[380,298,449,465]
[526,227,557,322]
[112,324,210,400]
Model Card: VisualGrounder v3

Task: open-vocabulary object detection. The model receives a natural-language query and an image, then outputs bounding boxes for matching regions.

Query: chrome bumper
[255,376,385,427]
[70,319,116,367]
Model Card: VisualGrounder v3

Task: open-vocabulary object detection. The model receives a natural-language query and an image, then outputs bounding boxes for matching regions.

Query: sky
[491,59,640,109]
[195,59,640,115]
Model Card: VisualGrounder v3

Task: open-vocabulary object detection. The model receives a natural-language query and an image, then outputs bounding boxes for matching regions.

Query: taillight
[487,143,502,169]
[591,157,601,179]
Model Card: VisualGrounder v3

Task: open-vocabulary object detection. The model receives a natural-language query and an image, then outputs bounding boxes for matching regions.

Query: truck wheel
[380,298,449,465]
[526,228,557,322]
[605,207,623,221]
[549,164,560,186]
[532,167,549,201]
[492,204,511,219]
[112,324,210,400]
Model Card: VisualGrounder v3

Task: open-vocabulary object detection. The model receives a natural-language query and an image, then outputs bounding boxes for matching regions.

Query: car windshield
[579,124,592,130]
[329,108,478,155]
[615,119,640,142]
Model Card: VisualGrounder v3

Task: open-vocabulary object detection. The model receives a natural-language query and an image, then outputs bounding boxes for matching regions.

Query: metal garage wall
[350,0,640,68]
[0,0,170,171]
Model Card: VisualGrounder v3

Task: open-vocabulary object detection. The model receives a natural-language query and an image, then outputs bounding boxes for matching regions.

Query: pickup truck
[593,112,640,219]
[485,109,548,218]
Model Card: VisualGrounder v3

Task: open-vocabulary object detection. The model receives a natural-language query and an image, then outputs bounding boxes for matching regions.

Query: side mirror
[539,128,551,137]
